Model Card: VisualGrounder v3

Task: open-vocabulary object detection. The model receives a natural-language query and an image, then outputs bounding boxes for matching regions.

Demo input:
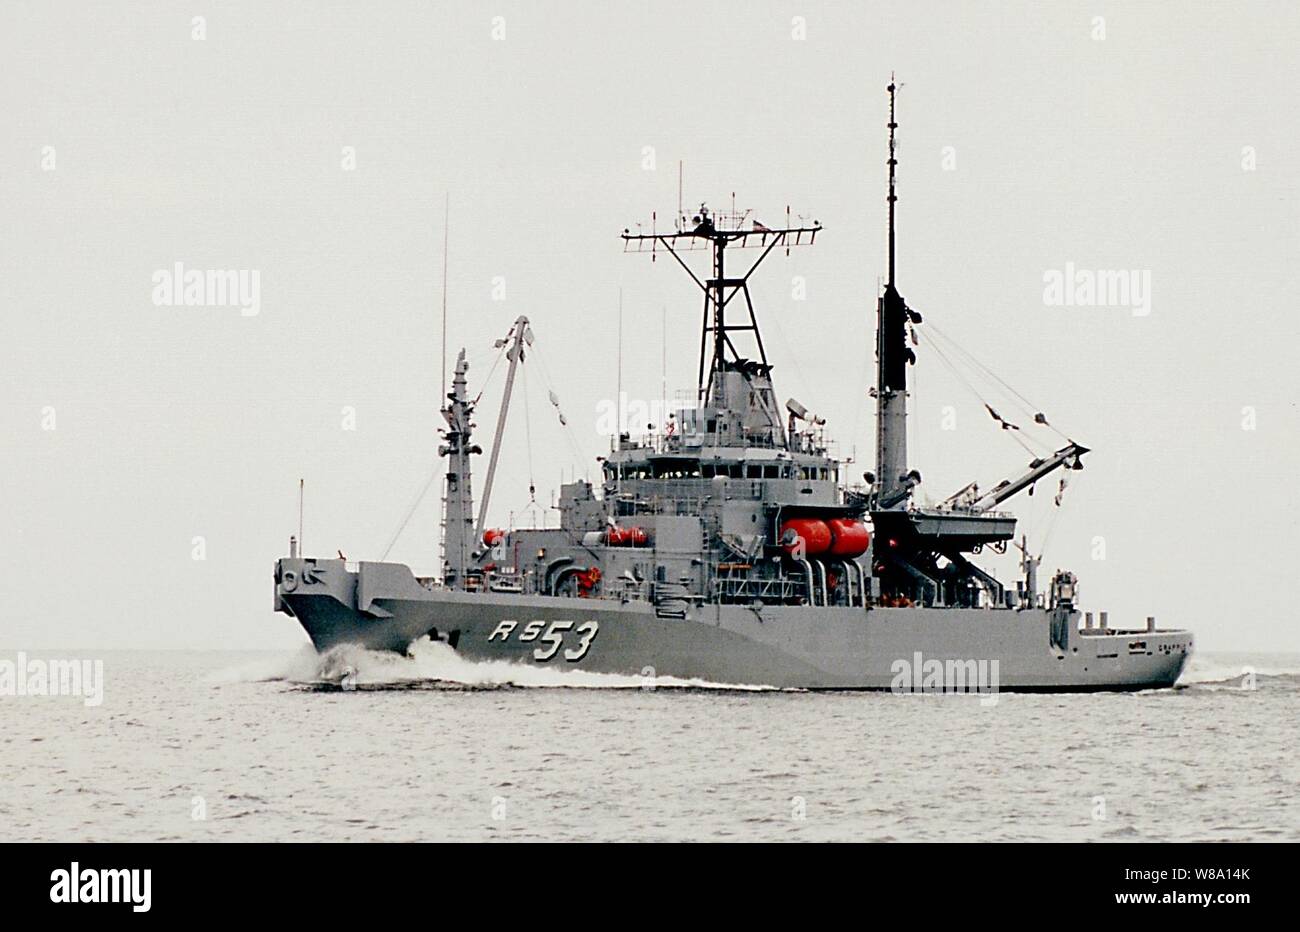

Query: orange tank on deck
[826,518,871,558]
[779,518,832,556]
[605,525,649,546]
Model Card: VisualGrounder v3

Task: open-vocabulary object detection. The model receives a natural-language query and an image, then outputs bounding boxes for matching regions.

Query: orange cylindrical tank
[826,518,871,558]
[779,518,832,556]
[604,526,649,546]
[483,528,505,547]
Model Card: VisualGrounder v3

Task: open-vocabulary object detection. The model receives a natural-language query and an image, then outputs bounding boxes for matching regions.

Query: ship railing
[616,490,718,517]
[912,503,1015,520]
[616,476,779,497]
[789,428,833,458]
[607,577,649,603]
[624,431,695,455]
[627,430,799,455]
[483,565,529,594]
[711,572,810,604]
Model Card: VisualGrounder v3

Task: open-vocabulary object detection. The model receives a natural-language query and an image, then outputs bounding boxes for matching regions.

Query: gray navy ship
[274,83,1192,691]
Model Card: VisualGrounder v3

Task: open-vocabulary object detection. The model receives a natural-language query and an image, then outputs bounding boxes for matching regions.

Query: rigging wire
[924,322,1038,421]
[758,299,815,409]
[380,462,440,561]
[381,318,592,559]
[529,339,592,471]
[471,335,512,406]
[914,328,1042,458]
[521,355,536,504]
[908,327,919,497]
[923,319,1071,444]
[1035,466,1082,561]
[379,331,510,561]
[916,324,1062,459]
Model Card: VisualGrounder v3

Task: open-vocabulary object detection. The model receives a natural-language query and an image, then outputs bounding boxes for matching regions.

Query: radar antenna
[622,203,820,405]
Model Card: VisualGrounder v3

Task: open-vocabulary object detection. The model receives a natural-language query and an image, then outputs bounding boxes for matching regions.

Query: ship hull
[276,558,1192,691]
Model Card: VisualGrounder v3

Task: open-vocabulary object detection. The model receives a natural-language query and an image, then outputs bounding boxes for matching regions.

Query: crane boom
[475,315,531,538]
[968,441,1088,513]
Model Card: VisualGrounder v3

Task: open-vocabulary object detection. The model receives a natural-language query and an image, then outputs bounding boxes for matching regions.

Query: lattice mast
[621,203,820,406]
[439,351,480,588]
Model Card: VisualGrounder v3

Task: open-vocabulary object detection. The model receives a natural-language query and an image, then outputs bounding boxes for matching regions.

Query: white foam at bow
[305,637,777,691]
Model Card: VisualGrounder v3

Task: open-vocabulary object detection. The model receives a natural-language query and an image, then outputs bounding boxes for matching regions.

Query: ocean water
[2,646,1297,842]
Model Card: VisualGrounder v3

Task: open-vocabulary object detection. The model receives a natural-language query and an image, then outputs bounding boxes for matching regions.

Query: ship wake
[298,637,780,692]
[1174,653,1300,691]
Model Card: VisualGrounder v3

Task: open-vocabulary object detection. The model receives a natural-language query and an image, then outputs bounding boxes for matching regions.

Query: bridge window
[652,460,701,479]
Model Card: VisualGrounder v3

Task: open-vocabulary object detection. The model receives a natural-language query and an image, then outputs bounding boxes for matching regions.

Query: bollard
[1147,615,1156,632]
[1085,611,1093,630]
[289,535,299,558]
[1099,611,1109,632]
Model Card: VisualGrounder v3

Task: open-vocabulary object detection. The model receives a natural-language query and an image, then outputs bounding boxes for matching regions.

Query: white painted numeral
[564,621,599,662]
[533,621,574,661]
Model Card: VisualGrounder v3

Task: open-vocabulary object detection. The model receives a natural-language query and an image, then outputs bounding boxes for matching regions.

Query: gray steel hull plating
[276,558,1192,691]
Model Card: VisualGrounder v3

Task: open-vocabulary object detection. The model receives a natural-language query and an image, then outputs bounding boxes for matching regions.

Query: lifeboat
[826,518,871,558]
[779,518,832,556]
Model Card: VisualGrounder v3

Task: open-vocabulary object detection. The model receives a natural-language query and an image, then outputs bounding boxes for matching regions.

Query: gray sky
[2,0,1297,652]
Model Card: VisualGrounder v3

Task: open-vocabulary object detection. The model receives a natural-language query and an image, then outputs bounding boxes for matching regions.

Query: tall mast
[440,351,477,588]
[875,76,917,510]
[711,219,727,403]
[621,205,820,407]
[887,78,897,286]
